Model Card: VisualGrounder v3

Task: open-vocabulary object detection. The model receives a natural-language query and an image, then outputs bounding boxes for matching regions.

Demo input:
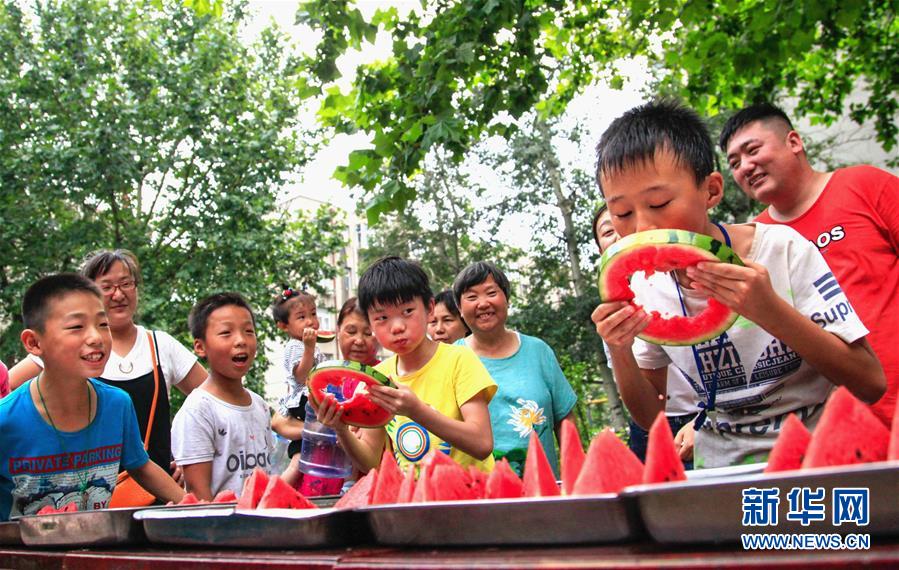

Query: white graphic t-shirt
[631,224,868,468]
[171,388,273,497]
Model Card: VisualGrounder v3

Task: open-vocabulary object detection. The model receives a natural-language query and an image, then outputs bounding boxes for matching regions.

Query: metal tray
[0,521,23,546]
[18,503,232,547]
[626,461,899,544]
[361,494,641,546]
[136,505,366,548]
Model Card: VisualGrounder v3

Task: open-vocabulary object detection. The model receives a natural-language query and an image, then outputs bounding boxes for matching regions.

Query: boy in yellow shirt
[317,256,496,472]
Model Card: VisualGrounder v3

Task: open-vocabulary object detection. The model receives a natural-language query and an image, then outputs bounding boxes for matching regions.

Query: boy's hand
[591,301,653,349]
[302,327,317,349]
[315,394,350,435]
[685,260,777,324]
[673,421,694,461]
[368,383,422,418]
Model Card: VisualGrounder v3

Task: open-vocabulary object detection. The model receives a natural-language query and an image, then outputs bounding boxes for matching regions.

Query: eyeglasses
[98,279,136,295]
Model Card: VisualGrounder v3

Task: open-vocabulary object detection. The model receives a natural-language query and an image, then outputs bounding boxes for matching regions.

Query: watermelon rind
[316,331,337,343]
[307,360,396,428]
[597,229,744,346]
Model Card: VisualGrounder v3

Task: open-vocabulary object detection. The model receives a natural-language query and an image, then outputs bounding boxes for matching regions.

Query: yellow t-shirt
[376,343,497,472]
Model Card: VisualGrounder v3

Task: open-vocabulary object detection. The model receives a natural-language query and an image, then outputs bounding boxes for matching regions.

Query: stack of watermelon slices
[235,469,317,510]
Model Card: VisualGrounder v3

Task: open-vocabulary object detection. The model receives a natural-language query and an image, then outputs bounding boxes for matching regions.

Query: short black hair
[271,286,315,324]
[718,102,794,152]
[22,273,102,332]
[591,203,609,250]
[433,289,471,334]
[357,256,433,314]
[189,292,256,340]
[452,261,511,303]
[81,249,142,286]
[595,99,716,196]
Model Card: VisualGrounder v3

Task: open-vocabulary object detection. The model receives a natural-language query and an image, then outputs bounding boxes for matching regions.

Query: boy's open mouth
[232,353,250,364]
[82,352,104,362]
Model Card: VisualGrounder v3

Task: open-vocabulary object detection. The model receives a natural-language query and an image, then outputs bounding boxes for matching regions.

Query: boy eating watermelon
[590,100,885,468]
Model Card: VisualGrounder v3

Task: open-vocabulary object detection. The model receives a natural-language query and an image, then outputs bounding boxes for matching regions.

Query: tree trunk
[597,349,628,432]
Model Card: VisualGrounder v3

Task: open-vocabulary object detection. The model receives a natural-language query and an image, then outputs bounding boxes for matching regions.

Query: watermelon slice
[258,475,317,509]
[237,467,270,509]
[411,465,431,503]
[521,431,560,497]
[802,387,890,469]
[179,492,201,505]
[466,466,486,499]
[37,505,58,515]
[764,414,812,473]
[316,330,336,343]
[371,449,403,505]
[308,360,396,428]
[213,490,238,503]
[598,229,743,346]
[430,464,477,502]
[559,419,586,495]
[396,466,417,503]
[485,458,523,499]
[334,469,377,509]
[889,395,899,461]
[643,412,687,484]
[573,428,643,494]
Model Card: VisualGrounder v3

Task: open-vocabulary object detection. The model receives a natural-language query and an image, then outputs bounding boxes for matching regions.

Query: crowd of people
[0,100,895,520]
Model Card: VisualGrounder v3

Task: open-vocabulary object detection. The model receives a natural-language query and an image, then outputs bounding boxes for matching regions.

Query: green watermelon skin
[643,412,686,484]
[764,413,812,473]
[237,468,269,509]
[485,458,523,499]
[802,387,890,469]
[371,449,403,505]
[258,475,317,509]
[559,419,586,495]
[335,469,377,509]
[573,428,643,495]
[521,431,560,497]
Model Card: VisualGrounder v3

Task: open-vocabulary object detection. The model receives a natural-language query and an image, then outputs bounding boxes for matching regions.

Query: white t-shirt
[631,224,868,468]
[171,388,273,497]
[278,339,326,415]
[603,342,699,416]
[30,325,196,392]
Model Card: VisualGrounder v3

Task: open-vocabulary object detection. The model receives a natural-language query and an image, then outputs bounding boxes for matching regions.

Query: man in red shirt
[719,103,899,426]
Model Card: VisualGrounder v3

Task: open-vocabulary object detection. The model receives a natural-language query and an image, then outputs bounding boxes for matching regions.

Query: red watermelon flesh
[396,466,417,503]
[559,419,586,495]
[764,413,812,473]
[574,428,643,495]
[335,469,377,509]
[213,490,238,503]
[521,431,560,497]
[37,505,58,515]
[258,475,317,509]
[237,467,270,509]
[411,465,431,503]
[430,465,477,502]
[466,466,486,499]
[803,387,889,468]
[643,412,687,484]
[179,492,200,505]
[371,449,403,505]
[485,458,523,499]
[889,396,899,461]
[308,363,395,428]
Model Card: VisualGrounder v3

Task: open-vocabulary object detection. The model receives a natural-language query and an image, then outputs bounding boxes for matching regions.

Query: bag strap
[142,331,161,450]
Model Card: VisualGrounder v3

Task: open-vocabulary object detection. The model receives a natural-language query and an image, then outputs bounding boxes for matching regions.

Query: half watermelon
[307,360,396,428]
[316,330,337,343]
[597,229,743,346]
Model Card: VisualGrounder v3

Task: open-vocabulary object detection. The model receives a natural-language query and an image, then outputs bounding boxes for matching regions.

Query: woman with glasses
[8,249,206,473]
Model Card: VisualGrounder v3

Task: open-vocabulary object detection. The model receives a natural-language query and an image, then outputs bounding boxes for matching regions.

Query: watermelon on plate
[521,431,560,497]
[802,387,890,469]
[764,413,812,473]
[466,466,486,499]
[371,449,403,505]
[559,419,586,495]
[396,466,417,503]
[179,492,201,505]
[485,458,523,499]
[213,490,238,503]
[598,229,743,346]
[237,467,270,509]
[430,464,477,502]
[573,428,643,494]
[257,475,317,509]
[335,469,377,509]
[411,464,431,503]
[643,412,687,484]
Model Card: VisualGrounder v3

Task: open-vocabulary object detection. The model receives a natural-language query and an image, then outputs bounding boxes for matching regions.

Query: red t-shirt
[755,165,899,425]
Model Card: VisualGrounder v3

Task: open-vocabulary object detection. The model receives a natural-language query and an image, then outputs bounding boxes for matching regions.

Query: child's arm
[7,358,42,391]
[178,462,214,501]
[368,384,494,460]
[591,301,669,430]
[687,260,886,403]
[271,412,304,441]
[316,395,386,472]
[292,328,318,382]
[127,461,186,504]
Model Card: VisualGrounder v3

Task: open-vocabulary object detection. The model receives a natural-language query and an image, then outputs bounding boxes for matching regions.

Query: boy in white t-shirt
[591,101,886,468]
[172,293,272,500]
